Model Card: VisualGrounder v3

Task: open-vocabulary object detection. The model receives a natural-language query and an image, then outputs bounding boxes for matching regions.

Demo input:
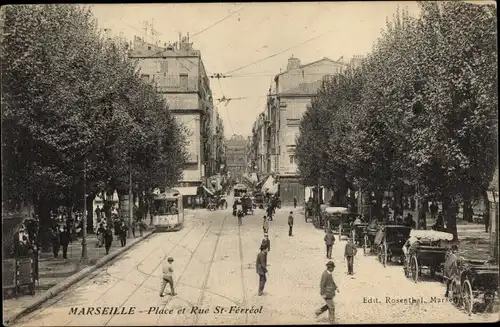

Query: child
[160,257,176,297]
[237,209,244,226]
[263,216,269,233]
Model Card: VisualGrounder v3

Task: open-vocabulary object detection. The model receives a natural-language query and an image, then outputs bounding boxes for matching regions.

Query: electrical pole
[81,161,88,263]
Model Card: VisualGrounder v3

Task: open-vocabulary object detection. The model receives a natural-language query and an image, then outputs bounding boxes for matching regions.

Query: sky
[89,2,422,138]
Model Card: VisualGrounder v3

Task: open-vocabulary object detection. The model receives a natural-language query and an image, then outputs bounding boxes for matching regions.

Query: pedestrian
[261,233,271,266]
[263,216,269,234]
[232,203,237,217]
[160,257,176,297]
[95,205,101,221]
[324,229,335,259]
[344,239,357,275]
[104,225,113,255]
[59,226,71,259]
[288,211,294,237]
[315,261,339,324]
[430,201,438,220]
[484,211,490,233]
[51,226,60,258]
[266,204,274,221]
[119,221,128,247]
[444,244,459,297]
[237,209,244,226]
[293,196,297,208]
[131,219,136,238]
[256,245,268,296]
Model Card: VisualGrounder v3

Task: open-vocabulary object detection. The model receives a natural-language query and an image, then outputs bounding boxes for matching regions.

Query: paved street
[12,204,498,326]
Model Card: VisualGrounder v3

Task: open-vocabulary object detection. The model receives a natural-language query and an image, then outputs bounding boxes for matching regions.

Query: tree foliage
[2,4,188,213]
[295,2,497,239]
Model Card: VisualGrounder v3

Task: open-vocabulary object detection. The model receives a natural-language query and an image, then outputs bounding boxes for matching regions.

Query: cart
[404,230,453,283]
[449,258,499,315]
[352,222,369,247]
[243,197,254,215]
[2,215,39,298]
[376,225,411,267]
[322,207,348,235]
[363,220,383,256]
[340,213,362,240]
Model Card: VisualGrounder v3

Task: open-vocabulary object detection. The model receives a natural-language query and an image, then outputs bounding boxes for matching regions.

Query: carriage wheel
[462,279,473,315]
[411,256,418,283]
[363,235,368,256]
[450,280,460,306]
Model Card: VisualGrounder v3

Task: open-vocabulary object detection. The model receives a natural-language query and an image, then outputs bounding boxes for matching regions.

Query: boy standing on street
[324,229,335,259]
[344,239,357,275]
[263,216,269,234]
[261,233,271,266]
[288,211,294,236]
[160,257,176,297]
[315,261,339,323]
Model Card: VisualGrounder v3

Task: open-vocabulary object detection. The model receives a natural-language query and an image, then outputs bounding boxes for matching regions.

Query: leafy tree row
[295,2,497,240]
[1,5,188,236]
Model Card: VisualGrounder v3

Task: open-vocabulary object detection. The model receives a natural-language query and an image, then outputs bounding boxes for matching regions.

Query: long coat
[256,252,267,275]
[320,270,338,299]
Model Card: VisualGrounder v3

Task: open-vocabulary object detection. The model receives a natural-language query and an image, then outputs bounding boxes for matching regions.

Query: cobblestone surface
[11,203,499,326]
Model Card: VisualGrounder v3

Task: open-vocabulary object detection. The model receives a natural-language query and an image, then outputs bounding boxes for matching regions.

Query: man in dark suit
[324,229,335,259]
[261,234,271,266]
[315,261,339,323]
[344,239,357,275]
[288,211,294,236]
[256,245,268,296]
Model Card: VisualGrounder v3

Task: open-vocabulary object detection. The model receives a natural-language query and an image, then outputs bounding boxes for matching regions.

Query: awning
[202,186,214,196]
[176,187,198,196]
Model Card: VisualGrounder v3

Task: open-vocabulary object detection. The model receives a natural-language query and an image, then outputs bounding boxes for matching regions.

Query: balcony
[155,75,199,93]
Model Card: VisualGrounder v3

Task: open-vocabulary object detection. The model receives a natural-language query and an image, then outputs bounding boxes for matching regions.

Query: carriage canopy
[324,207,349,214]
[409,229,453,241]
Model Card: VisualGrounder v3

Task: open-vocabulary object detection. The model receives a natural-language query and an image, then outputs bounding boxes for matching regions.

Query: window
[141,74,150,83]
[289,155,295,164]
[179,74,188,89]
[160,60,168,73]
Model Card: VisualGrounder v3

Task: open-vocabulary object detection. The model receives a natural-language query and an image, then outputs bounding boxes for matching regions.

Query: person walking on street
[256,245,268,296]
[430,201,438,220]
[444,245,459,297]
[51,226,60,258]
[160,257,176,296]
[266,204,274,221]
[119,221,128,247]
[324,229,335,259]
[315,261,339,323]
[59,226,71,259]
[288,211,294,236]
[237,209,244,226]
[263,216,269,234]
[261,233,271,266]
[104,225,113,255]
[293,196,297,208]
[344,239,357,275]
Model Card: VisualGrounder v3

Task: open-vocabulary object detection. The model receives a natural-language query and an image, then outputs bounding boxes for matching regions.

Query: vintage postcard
[2,1,498,326]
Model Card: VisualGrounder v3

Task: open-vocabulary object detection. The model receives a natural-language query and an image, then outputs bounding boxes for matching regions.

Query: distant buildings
[129,34,225,204]
[250,55,363,204]
[226,134,248,182]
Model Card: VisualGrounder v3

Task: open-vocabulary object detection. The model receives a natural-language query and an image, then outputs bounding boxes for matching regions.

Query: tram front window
[154,200,177,215]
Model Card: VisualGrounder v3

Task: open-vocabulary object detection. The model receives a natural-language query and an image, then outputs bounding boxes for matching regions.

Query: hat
[290,211,293,214]
[167,257,174,262]
[326,261,335,267]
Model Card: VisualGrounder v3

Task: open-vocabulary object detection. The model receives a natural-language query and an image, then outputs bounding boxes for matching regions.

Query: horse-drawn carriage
[351,220,369,247]
[243,196,254,215]
[375,225,412,267]
[340,213,363,240]
[363,220,383,255]
[403,229,453,283]
[2,215,39,297]
[315,207,349,235]
[448,258,499,315]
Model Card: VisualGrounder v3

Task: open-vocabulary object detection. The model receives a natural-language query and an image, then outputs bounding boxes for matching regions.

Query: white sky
[89,2,422,138]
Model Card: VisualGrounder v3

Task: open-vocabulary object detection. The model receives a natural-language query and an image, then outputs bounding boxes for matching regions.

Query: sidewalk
[3,229,154,321]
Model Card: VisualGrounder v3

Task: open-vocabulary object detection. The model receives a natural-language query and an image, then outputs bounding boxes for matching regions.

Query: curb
[4,230,155,326]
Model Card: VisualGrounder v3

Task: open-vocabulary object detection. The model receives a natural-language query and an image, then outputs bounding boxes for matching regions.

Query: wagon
[152,190,184,232]
[313,204,331,229]
[404,230,453,283]
[363,220,383,255]
[449,258,499,315]
[321,207,348,235]
[340,213,362,240]
[351,222,369,247]
[376,225,411,267]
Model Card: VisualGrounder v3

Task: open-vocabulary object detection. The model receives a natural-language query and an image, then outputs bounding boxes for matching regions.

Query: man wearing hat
[261,234,271,266]
[324,229,335,259]
[444,244,459,298]
[160,256,176,297]
[256,245,269,296]
[315,261,339,323]
[344,238,357,275]
[288,211,294,237]
[263,216,270,234]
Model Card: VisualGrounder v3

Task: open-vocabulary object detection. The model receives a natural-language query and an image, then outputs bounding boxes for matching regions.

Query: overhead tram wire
[190,5,245,39]
[223,27,338,75]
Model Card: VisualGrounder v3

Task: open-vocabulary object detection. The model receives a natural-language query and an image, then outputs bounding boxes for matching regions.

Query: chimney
[286,55,301,70]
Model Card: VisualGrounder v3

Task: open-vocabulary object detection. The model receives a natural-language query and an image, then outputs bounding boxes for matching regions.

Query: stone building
[129,34,219,205]
[226,134,248,183]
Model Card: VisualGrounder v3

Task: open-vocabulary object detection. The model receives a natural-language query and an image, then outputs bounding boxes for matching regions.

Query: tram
[152,190,184,232]
[233,183,248,205]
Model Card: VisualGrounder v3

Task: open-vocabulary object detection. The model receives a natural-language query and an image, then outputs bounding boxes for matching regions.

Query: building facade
[226,134,248,183]
[129,35,218,203]
[266,56,350,204]
[250,112,269,179]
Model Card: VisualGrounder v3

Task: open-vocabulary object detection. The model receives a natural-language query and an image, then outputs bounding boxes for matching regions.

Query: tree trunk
[374,191,384,220]
[86,194,95,233]
[443,197,458,241]
[36,196,53,252]
[463,200,474,222]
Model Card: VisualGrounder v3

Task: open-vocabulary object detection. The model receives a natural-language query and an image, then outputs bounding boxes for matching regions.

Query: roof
[274,57,347,80]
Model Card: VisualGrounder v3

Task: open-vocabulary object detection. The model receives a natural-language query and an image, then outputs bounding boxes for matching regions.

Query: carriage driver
[444,244,459,298]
